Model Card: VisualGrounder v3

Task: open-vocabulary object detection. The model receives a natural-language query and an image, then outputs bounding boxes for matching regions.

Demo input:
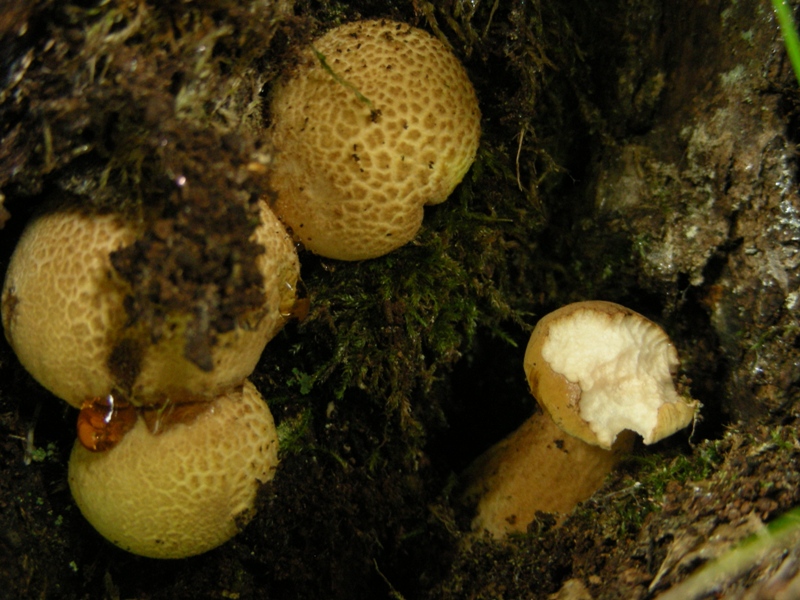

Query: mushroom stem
[464,409,634,538]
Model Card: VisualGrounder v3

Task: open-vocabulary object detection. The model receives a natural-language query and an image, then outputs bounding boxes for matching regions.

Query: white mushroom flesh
[541,308,684,447]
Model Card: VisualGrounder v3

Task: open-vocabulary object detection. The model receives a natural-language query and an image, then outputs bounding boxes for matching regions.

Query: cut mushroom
[464,301,699,537]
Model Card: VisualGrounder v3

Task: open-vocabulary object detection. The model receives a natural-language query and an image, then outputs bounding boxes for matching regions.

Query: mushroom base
[463,410,635,538]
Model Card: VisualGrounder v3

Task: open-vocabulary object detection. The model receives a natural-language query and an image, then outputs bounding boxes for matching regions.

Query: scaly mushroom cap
[68,380,279,559]
[269,19,481,260]
[1,207,138,406]
[1,201,299,407]
[523,301,699,450]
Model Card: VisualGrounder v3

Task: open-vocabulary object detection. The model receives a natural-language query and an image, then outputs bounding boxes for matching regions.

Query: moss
[578,439,725,536]
[432,424,800,599]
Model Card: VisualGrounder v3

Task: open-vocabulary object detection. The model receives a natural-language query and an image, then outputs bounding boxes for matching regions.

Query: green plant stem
[772,0,800,85]
[311,46,375,112]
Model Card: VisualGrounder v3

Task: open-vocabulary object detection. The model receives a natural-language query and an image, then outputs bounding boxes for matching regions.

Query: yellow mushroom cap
[523,300,699,450]
[269,19,481,260]
[1,200,299,407]
[68,379,279,559]
[1,208,138,406]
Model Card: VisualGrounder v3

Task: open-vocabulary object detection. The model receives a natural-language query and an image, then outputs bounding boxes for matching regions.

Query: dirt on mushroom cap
[128,200,301,403]
[268,19,481,261]
[1,200,299,408]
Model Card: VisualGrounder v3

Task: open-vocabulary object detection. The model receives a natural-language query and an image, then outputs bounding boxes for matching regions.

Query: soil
[1,0,799,599]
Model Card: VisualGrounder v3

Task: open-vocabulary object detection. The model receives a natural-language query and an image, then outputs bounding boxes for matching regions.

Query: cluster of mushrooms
[1,19,698,559]
[1,20,481,559]
[3,201,298,559]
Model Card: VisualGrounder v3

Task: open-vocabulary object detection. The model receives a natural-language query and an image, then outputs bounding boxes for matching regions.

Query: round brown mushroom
[1,200,300,407]
[464,301,699,537]
[268,19,481,260]
[68,379,279,559]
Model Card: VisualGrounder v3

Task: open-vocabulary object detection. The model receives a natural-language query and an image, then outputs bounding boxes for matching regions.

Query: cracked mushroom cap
[523,301,699,450]
[1,200,299,408]
[68,379,278,559]
[269,19,481,260]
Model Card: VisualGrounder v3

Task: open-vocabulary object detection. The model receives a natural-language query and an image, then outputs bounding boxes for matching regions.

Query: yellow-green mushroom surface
[269,19,481,260]
[68,380,278,559]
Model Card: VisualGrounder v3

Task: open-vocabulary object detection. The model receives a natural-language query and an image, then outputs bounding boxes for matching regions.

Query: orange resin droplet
[77,394,137,452]
[279,279,310,322]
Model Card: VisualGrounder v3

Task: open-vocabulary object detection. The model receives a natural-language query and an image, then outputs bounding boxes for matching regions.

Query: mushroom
[1,200,300,407]
[68,379,279,559]
[268,19,481,260]
[464,301,699,537]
